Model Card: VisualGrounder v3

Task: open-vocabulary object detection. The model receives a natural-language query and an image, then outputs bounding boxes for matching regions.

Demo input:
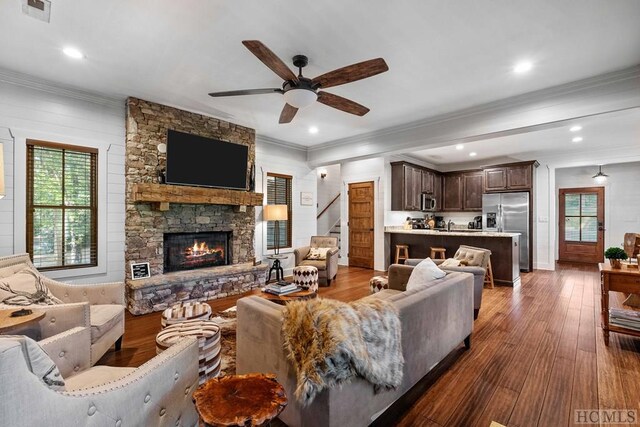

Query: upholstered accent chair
[0,327,200,426]
[0,253,125,365]
[293,236,340,286]
[390,245,491,319]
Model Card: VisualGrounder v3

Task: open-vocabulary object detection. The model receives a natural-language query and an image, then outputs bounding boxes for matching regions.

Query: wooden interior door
[348,181,374,269]
[559,187,605,263]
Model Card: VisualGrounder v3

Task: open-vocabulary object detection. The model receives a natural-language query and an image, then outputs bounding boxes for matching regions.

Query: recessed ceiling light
[455,144,464,150]
[572,137,583,143]
[569,125,582,132]
[63,47,84,59]
[513,61,533,74]
[469,152,477,157]
[308,126,319,134]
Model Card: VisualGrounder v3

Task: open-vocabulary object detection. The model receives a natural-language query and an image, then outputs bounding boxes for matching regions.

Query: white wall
[316,163,341,236]
[0,79,126,283]
[555,162,640,252]
[254,140,316,277]
[0,129,14,256]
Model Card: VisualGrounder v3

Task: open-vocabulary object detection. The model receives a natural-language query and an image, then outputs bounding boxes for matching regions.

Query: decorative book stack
[610,308,640,332]
[264,282,299,296]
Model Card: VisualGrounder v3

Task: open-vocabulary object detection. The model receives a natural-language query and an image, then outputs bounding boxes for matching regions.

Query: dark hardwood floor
[100,263,640,427]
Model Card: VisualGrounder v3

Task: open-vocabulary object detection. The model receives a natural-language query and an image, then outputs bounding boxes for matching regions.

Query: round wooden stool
[395,244,410,264]
[161,301,212,328]
[193,373,287,427]
[156,319,221,384]
[430,247,447,260]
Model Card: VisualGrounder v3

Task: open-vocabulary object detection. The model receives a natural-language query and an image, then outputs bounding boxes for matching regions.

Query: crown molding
[256,134,308,152]
[0,67,124,109]
[308,65,640,153]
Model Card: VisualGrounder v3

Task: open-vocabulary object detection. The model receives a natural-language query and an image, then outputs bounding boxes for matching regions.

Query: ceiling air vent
[22,0,51,23]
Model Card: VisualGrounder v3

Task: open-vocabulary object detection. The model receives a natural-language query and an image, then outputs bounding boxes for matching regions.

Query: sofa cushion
[298,259,327,270]
[453,247,486,267]
[90,304,124,343]
[64,365,135,391]
[0,268,63,306]
[406,258,446,291]
[2,335,66,391]
[0,264,30,279]
[306,247,332,260]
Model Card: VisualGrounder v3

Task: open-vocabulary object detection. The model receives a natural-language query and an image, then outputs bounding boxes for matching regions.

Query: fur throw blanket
[282,298,404,405]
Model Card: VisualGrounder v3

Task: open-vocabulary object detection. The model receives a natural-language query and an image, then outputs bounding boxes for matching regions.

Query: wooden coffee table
[0,309,45,333]
[257,288,317,305]
[193,373,287,427]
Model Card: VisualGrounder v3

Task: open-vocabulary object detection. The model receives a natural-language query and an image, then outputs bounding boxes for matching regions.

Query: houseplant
[604,247,628,268]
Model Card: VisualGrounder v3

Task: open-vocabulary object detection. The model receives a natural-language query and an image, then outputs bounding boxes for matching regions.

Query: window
[266,173,292,250]
[26,140,98,270]
[564,192,598,242]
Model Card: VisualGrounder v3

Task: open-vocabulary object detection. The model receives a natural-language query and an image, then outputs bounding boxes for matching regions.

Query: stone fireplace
[124,98,267,315]
[163,231,231,272]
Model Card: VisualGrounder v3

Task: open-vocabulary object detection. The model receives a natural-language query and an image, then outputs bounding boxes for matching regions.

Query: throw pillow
[453,247,486,267]
[406,258,446,291]
[306,247,332,260]
[2,335,66,391]
[0,268,63,306]
[440,258,461,268]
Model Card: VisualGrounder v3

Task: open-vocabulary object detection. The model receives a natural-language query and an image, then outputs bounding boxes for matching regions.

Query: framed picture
[300,191,313,206]
[130,262,151,280]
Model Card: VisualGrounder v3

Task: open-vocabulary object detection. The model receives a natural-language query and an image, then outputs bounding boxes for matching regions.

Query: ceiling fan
[208,40,389,124]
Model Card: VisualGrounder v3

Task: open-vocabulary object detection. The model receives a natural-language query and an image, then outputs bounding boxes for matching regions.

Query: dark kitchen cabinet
[421,170,434,194]
[443,173,463,211]
[463,172,483,210]
[443,171,483,211]
[483,161,536,192]
[391,162,422,211]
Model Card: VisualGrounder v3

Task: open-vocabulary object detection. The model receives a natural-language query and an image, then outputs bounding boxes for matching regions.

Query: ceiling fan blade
[208,88,283,97]
[317,92,370,116]
[242,40,298,82]
[279,103,298,124]
[312,58,388,89]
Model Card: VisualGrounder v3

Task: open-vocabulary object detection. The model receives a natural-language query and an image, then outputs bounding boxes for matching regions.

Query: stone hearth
[125,98,264,314]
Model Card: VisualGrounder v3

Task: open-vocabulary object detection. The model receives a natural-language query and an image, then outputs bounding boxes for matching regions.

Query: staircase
[328,221,342,257]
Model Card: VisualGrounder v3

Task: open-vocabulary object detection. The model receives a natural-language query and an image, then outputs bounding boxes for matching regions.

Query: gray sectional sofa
[236,270,474,427]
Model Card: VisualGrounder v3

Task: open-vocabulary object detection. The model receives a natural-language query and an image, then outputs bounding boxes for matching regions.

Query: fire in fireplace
[164,231,231,272]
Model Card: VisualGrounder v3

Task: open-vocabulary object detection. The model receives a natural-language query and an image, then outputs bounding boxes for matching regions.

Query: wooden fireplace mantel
[130,183,264,211]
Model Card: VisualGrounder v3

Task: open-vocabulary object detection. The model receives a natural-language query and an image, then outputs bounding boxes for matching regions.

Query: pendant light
[592,165,609,184]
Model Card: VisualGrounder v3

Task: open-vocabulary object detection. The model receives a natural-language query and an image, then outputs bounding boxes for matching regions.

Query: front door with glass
[558,187,605,263]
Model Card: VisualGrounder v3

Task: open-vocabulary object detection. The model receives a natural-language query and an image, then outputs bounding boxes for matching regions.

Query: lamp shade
[263,204,288,221]
[0,143,4,200]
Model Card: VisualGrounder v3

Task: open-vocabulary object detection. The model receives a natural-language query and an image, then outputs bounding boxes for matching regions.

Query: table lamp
[264,204,288,255]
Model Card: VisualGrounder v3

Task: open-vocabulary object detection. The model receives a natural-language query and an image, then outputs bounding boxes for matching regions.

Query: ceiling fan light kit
[208,40,388,124]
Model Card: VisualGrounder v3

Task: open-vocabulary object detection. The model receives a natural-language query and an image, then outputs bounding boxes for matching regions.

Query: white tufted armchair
[0,253,125,365]
[0,327,200,426]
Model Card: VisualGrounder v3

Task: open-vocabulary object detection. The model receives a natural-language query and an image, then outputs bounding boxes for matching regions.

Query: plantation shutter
[266,173,292,250]
[26,140,98,270]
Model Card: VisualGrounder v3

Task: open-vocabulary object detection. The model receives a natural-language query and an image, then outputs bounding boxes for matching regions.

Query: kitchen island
[385,227,521,286]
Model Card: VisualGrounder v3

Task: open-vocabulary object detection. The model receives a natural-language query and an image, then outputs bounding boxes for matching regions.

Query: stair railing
[317,193,340,219]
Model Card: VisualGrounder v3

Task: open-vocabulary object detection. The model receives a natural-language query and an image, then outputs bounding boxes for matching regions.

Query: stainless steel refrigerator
[482,192,529,271]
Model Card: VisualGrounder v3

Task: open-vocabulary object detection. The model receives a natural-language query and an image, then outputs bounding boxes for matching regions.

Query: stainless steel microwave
[421,194,437,211]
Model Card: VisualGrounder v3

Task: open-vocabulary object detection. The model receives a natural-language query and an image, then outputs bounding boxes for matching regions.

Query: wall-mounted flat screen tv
[165,129,249,190]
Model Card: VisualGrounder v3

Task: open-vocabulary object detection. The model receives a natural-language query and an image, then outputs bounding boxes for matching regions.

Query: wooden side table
[599,262,640,346]
[258,288,317,305]
[0,309,45,333]
[193,373,287,427]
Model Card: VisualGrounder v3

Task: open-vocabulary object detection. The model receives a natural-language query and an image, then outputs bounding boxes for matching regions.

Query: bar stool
[484,257,495,289]
[430,247,447,260]
[395,244,409,264]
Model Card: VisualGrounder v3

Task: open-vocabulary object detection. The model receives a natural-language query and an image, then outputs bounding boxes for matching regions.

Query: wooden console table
[599,263,640,346]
